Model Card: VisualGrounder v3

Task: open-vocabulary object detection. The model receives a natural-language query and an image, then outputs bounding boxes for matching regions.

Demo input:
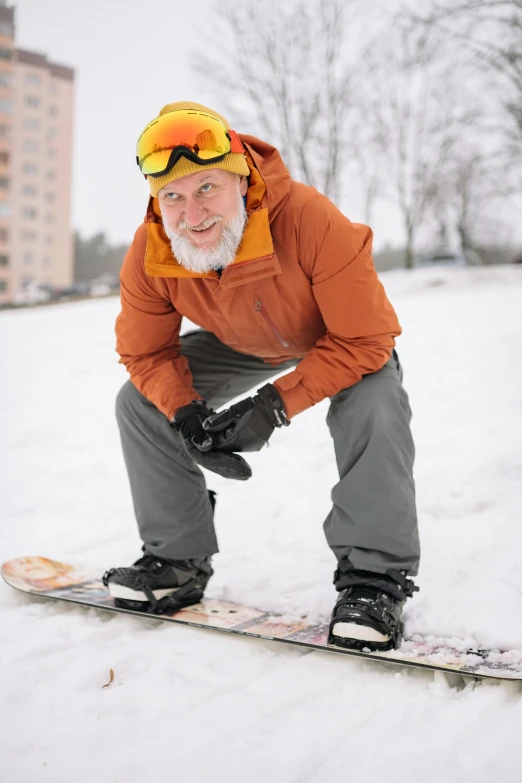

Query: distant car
[53,283,92,299]
[416,248,482,268]
[89,282,112,297]
[12,283,52,306]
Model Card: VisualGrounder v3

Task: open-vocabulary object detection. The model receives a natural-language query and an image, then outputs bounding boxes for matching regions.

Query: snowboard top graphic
[3,556,522,681]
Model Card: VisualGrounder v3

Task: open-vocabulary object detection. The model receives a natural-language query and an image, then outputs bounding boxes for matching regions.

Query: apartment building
[0,2,14,303]
[0,2,74,305]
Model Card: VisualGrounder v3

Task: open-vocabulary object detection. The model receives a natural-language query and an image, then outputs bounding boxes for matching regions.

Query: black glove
[202,384,289,453]
[173,401,252,481]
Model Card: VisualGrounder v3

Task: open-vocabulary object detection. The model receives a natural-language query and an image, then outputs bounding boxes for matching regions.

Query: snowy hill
[1,264,521,782]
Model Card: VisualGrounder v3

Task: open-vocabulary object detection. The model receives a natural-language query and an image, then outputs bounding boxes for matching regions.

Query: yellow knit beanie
[143,101,250,198]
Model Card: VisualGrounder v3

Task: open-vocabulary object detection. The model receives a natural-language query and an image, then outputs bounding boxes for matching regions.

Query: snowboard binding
[102,556,213,614]
[328,569,418,652]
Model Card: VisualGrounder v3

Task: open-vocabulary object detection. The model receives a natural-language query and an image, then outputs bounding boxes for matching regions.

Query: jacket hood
[240,134,292,223]
[142,134,293,281]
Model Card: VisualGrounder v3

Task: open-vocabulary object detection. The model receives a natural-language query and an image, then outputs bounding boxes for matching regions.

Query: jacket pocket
[254,297,291,348]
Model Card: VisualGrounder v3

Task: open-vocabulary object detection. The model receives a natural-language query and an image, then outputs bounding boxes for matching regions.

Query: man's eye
[200,183,212,192]
[165,192,179,200]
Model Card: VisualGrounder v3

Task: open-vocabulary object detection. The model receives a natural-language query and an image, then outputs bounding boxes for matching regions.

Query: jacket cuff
[164,392,204,423]
[273,371,314,420]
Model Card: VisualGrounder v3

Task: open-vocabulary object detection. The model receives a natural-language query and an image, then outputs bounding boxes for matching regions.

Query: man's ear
[239,175,248,196]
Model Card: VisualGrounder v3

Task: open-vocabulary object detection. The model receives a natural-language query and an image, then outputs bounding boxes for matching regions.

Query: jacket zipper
[254,298,290,348]
[220,252,275,275]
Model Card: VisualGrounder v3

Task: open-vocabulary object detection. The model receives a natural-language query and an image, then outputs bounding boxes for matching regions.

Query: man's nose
[183,198,206,227]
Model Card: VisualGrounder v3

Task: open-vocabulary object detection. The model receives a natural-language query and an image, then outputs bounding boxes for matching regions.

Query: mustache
[177,215,224,231]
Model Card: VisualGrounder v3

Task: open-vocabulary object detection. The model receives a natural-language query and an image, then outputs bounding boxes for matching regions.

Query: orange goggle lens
[136,109,244,177]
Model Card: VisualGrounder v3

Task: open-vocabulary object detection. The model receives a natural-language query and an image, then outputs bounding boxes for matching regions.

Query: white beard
[161,182,248,274]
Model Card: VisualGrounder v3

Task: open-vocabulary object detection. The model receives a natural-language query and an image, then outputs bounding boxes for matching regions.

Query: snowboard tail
[3,556,522,681]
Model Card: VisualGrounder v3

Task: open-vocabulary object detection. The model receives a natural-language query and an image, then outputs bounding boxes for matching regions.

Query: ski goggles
[136,109,244,178]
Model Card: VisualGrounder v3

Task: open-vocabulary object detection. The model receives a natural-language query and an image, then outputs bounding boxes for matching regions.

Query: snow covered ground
[1,264,521,782]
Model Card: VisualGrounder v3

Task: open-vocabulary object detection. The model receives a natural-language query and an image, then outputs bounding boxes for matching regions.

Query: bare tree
[452,153,513,251]
[408,0,522,248]
[413,1,522,149]
[194,0,370,204]
[422,147,513,254]
[360,20,476,268]
[195,0,500,269]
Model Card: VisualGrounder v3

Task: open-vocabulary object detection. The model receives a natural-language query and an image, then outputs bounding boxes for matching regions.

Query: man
[103,101,420,651]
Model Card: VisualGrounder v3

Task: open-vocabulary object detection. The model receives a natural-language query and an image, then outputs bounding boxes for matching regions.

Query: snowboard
[3,556,522,681]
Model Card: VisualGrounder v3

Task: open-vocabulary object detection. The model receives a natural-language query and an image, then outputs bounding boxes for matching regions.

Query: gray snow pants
[116,330,420,577]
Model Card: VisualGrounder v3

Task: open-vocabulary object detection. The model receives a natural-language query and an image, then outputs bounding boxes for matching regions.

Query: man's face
[158,169,248,274]
[6,556,58,581]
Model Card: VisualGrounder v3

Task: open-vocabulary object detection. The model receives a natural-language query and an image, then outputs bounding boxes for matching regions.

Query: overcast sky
[13,0,521,253]
[14,0,409,250]
[15,0,226,245]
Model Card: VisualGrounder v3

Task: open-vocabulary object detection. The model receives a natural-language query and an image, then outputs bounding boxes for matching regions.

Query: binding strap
[333,566,419,600]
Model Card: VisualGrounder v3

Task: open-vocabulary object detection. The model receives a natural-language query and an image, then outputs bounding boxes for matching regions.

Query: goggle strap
[227,130,244,154]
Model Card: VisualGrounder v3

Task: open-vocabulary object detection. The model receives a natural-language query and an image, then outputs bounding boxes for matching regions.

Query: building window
[0,254,8,266]
[45,192,55,203]
[24,72,42,86]
[22,162,38,175]
[0,98,12,114]
[22,207,37,220]
[0,279,7,292]
[0,151,9,165]
[0,21,14,36]
[47,147,56,160]
[0,227,8,242]
[47,127,57,140]
[0,176,8,189]
[23,252,34,265]
[44,234,54,245]
[25,95,40,109]
[22,185,38,197]
[21,230,37,242]
[0,202,11,216]
[23,139,39,152]
[0,73,12,88]
[46,213,54,224]
[46,170,55,181]
[24,117,40,131]
[43,256,52,268]
[0,48,13,61]
[0,124,10,138]
[49,105,58,117]
[49,82,58,95]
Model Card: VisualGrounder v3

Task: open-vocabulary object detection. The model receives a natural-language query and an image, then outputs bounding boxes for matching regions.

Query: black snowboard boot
[328,567,419,652]
[102,490,216,613]
[102,553,213,613]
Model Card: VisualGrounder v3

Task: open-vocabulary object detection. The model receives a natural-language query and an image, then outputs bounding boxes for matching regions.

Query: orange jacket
[116,135,401,421]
